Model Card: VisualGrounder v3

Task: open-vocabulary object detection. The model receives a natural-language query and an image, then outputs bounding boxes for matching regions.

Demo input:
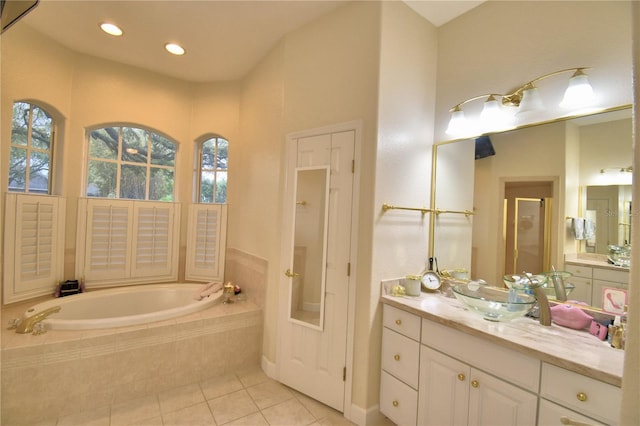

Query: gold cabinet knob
[394,354,400,361]
[395,319,402,325]
[392,400,399,407]
[471,380,479,388]
[576,392,588,402]
[457,373,466,381]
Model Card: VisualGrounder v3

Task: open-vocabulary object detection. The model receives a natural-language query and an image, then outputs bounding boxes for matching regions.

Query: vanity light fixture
[600,166,633,174]
[165,43,185,56]
[446,67,595,137]
[100,22,123,37]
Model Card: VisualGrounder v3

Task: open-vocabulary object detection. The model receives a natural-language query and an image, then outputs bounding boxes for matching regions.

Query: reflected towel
[193,281,223,300]
[584,219,596,242]
[572,217,585,240]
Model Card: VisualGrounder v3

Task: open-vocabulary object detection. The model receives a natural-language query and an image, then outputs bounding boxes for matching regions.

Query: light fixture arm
[449,93,505,112]
[502,67,591,107]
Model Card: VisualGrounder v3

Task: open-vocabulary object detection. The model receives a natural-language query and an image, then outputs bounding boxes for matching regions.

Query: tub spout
[15,306,61,334]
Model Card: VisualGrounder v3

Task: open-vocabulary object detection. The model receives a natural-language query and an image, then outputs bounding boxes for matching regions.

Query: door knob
[284,269,299,278]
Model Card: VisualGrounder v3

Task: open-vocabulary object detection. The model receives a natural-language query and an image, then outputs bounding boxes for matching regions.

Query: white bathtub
[23,283,222,330]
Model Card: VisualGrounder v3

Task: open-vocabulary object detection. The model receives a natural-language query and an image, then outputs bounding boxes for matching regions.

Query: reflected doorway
[504,181,553,276]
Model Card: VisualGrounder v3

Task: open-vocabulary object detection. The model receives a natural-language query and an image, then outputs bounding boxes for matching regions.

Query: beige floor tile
[207,389,259,425]
[161,402,216,426]
[200,373,244,400]
[260,398,315,426]
[291,390,338,420]
[125,416,164,426]
[246,379,294,410]
[224,411,269,426]
[235,366,269,388]
[110,395,160,426]
[158,382,205,413]
[316,411,358,426]
[56,406,110,426]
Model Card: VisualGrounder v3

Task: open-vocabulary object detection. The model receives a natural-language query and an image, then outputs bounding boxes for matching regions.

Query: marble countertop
[564,253,630,272]
[380,286,625,387]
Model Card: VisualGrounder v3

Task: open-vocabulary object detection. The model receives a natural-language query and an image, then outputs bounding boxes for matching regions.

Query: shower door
[278,126,356,412]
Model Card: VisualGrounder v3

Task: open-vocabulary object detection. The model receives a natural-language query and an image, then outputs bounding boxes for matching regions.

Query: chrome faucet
[15,306,61,334]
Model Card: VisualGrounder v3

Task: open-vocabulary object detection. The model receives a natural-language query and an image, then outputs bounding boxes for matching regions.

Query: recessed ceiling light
[165,43,185,56]
[100,22,123,37]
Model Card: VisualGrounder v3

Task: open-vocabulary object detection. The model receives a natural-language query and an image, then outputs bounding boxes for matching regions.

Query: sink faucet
[522,273,552,326]
[549,267,567,302]
[15,306,61,334]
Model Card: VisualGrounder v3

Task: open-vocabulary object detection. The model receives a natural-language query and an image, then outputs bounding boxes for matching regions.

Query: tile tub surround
[225,248,268,310]
[380,279,624,387]
[1,298,263,424]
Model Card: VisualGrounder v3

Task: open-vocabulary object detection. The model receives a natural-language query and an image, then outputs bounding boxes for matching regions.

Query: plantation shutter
[83,199,132,281]
[185,204,227,282]
[3,194,65,303]
[78,199,179,286]
[131,203,176,278]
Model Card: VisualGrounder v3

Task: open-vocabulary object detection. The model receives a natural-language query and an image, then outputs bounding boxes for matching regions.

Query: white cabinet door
[568,275,592,305]
[468,369,538,426]
[418,346,470,426]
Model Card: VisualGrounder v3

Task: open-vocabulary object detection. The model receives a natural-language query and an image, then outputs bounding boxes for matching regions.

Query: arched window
[8,101,55,193]
[87,126,176,201]
[197,136,228,203]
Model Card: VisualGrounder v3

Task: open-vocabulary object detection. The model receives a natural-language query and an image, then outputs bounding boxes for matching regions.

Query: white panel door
[278,129,355,411]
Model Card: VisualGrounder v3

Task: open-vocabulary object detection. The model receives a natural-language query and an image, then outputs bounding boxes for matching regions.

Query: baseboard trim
[261,354,277,379]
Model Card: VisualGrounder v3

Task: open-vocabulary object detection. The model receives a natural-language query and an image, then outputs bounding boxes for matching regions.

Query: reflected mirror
[289,166,330,329]
[432,107,632,308]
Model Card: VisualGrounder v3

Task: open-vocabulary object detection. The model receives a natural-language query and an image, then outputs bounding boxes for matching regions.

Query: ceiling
[17,0,484,83]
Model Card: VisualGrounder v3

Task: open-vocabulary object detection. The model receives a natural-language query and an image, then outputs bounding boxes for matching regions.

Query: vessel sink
[452,282,537,322]
[503,273,575,299]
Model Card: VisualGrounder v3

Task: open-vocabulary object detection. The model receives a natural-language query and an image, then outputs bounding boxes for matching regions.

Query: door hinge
[343,366,346,381]
[347,262,351,276]
[352,160,355,173]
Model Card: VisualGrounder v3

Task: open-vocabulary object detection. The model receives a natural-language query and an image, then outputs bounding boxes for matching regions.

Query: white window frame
[185,203,227,282]
[196,136,228,203]
[3,193,65,303]
[75,198,180,288]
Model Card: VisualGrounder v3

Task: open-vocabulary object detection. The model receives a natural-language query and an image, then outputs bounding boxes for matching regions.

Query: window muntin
[9,102,54,194]
[198,137,228,203]
[87,126,176,201]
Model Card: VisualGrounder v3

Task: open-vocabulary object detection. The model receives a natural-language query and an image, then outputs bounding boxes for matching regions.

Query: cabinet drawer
[382,327,420,389]
[380,370,418,426]
[593,267,629,284]
[541,363,621,425]
[421,320,540,392]
[383,304,421,341]
[538,399,606,426]
[565,264,593,279]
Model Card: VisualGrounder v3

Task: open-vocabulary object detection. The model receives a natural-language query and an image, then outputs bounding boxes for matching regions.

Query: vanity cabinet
[380,299,622,426]
[419,346,537,426]
[539,363,621,425]
[564,263,629,310]
[380,304,421,425]
[564,264,593,305]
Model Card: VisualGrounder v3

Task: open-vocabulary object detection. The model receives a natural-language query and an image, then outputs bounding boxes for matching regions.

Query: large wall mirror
[288,166,330,330]
[432,106,633,310]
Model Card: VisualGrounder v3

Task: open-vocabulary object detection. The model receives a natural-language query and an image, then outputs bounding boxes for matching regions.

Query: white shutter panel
[3,194,65,303]
[83,199,132,281]
[185,204,227,282]
[131,202,178,279]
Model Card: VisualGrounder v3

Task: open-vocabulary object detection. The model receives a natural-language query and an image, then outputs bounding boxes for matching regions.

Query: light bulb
[517,85,544,115]
[480,95,515,132]
[446,108,467,136]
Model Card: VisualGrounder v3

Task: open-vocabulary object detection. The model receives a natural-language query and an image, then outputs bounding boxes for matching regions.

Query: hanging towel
[572,217,585,240]
[585,218,596,245]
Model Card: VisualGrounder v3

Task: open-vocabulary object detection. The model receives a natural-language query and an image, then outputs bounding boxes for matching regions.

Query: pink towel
[193,282,222,300]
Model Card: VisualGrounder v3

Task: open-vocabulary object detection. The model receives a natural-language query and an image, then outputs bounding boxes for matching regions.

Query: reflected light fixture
[446,67,595,137]
[165,43,185,56]
[100,22,123,37]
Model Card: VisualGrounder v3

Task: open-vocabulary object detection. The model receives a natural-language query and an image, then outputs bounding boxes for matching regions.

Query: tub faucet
[15,306,61,334]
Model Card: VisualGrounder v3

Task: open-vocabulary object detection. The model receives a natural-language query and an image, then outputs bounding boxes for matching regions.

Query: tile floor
[34,367,362,426]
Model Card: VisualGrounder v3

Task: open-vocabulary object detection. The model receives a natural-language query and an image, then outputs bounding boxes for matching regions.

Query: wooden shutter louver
[19,201,55,280]
[89,204,129,272]
[3,194,65,303]
[185,204,227,282]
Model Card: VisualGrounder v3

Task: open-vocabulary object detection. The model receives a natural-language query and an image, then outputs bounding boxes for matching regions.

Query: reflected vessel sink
[452,282,537,322]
